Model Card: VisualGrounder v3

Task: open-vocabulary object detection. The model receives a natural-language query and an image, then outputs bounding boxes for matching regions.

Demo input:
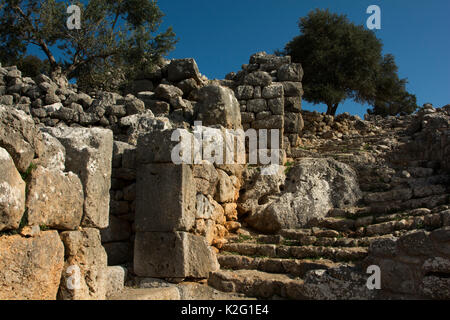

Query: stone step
[364,213,445,236]
[208,269,306,299]
[368,194,449,215]
[230,231,390,248]
[108,287,181,300]
[218,254,342,277]
[221,243,368,262]
[108,283,254,300]
[363,185,448,206]
[317,209,448,236]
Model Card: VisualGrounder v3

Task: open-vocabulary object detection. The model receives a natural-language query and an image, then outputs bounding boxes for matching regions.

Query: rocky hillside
[0,53,449,300]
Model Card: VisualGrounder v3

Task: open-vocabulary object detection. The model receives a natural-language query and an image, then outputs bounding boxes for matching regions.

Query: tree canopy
[281,9,417,116]
[0,0,177,91]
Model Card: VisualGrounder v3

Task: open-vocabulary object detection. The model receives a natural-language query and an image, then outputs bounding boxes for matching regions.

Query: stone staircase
[207,118,450,299]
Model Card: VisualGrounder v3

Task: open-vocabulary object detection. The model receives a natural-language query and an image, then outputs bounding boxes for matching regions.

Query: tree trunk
[326,103,339,116]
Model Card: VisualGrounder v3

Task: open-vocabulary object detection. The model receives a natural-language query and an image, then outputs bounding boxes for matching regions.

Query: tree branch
[11,4,58,70]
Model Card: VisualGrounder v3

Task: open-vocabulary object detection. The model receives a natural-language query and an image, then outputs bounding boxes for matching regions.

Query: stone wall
[0,106,117,300]
[225,52,305,156]
[390,104,450,173]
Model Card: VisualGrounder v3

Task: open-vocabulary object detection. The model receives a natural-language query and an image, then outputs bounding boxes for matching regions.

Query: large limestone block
[0,147,26,231]
[58,228,108,300]
[0,231,64,300]
[244,158,361,233]
[0,106,43,172]
[195,85,242,130]
[137,129,194,165]
[134,231,219,278]
[26,166,84,230]
[106,266,127,297]
[136,163,196,232]
[37,132,66,171]
[167,58,202,83]
[42,127,113,228]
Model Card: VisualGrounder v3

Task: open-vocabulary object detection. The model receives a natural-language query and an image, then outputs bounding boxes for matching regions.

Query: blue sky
[25,0,450,117]
[156,0,450,117]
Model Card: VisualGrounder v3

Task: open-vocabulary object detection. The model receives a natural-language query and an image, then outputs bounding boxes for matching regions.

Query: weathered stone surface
[0,106,43,172]
[106,266,127,297]
[42,127,113,228]
[243,71,272,86]
[238,166,285,217]
[137,129,193,164]
[134,231,219,278]
[285,96,302,112]
[195,194,215,220]
[136,163,196,232]
[37,132,66,171]
[58,228,108,300]
[26,166,84,230]
[300,267,375,300]
[121,112,172,146]
[168,58,201,83]
[112,141,135,168]
[125,97,145,115]
[284,112,304,133]
[277,63,303,82]
[235,85,254,100]
[193,160,219,196]
[0,231,64,300]
[398,230,434,256]
[421,276,450,299]
[0,147,26,231]
[245,158,361,233]
[215,169,235,203]
[268,98,284,115]
[282,81,303,97]
[109,287,181,300]
[195,85,242,129]
[154,84,183,101]
[246,99,268,113]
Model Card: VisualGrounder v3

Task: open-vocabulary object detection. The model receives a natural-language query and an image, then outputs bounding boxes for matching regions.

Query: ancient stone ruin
[0,52,449,300]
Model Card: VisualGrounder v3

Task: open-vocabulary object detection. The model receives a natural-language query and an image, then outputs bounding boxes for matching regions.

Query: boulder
[0,147,26,231]
[42,127,113,228]
[0,231,64,300]
[245,158,361,233]
[215,169,235,203]
[58,228,108,300]
[195,85,242,129]
[120,112,172,146]
[167,58,202,83]
[154,84,183,102]
[26,166,84,230]
[277,63,303,82]
[0,106,43,172]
